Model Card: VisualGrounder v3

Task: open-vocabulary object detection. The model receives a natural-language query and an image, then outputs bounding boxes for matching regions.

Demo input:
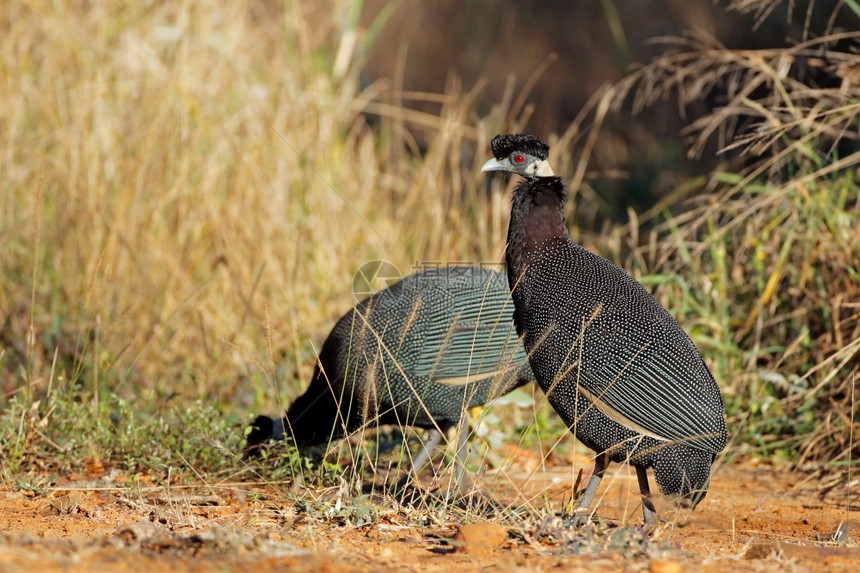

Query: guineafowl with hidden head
[481,133,727,524]
[245,266,534,491]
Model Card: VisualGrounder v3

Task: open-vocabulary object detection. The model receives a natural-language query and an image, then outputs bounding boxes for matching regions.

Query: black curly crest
[490,133,550,160]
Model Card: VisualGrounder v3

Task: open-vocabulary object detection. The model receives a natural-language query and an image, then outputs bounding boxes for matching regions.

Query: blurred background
[0,0,857,481]
[360,0,857,214]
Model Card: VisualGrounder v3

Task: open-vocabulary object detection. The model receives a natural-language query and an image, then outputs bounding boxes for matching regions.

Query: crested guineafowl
[481,133,727,524]
[246,266,534,489]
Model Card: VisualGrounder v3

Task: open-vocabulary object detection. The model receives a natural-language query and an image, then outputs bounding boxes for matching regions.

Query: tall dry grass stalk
[0,1,592,421]
[2,0,856,493]
[613,24,860,464]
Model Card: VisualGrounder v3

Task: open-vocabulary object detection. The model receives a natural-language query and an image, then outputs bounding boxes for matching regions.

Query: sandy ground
[0,453,857,572]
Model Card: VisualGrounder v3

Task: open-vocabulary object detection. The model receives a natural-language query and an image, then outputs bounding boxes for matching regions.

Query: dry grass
[0,0,857,516]
[611,19,860,465]
[0,0,585,497]
[0,0,530,413]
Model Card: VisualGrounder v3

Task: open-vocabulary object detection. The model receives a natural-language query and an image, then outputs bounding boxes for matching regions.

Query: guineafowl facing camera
[482,133,727,524]
[246,266,534,489]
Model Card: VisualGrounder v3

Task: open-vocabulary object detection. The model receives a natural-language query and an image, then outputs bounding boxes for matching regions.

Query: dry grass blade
[612,24,860,467]
[2,4,859,561]
[616,31,860,172]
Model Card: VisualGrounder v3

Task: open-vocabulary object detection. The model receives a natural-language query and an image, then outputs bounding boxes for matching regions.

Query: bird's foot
[561,509,592,528]
[639,504,670,532]
[637,519,659,535]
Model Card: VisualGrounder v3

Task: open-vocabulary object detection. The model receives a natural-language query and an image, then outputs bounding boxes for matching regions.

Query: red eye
[513,154,525,164]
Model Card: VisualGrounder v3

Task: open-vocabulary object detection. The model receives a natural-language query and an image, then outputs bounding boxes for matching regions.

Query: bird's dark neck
[506,176,569,290]
[284,366,346,446]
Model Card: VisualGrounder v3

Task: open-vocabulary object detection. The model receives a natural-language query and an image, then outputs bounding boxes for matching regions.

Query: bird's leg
[412,428,444,475]
[452,410,470,494]
[394,428,443,492]
[635,465,658,525]
[570,452,608,526]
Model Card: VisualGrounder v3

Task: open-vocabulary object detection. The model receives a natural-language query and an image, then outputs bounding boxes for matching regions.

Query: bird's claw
[562,509,592,528]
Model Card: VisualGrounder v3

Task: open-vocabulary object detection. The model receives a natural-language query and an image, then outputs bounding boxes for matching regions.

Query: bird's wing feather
[522,246,728,454]
[561,309,727,454]
[411,280,529,382]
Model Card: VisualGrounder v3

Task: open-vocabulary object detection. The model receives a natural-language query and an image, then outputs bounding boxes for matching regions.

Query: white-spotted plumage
[488,133,727,519]
[256,267,534,447]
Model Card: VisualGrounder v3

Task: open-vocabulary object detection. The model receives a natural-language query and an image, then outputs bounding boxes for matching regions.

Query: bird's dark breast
[513,246,637,458]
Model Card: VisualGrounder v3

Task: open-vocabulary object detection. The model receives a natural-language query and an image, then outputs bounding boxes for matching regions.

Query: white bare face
[481,152,554,179]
